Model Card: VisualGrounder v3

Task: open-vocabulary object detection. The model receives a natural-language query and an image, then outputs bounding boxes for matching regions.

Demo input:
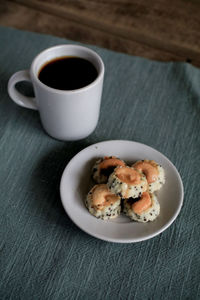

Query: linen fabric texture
[0,26,200,299]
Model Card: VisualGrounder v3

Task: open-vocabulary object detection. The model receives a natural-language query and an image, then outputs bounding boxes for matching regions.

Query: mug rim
[30,44,105,94]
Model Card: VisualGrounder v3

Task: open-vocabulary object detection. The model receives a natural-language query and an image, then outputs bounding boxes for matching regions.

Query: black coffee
[38,56,98,90]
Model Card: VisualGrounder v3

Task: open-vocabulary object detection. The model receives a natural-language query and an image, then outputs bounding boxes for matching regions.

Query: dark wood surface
[1,0,200,66]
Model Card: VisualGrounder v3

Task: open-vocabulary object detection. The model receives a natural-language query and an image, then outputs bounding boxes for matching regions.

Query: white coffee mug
[8,44,104,141]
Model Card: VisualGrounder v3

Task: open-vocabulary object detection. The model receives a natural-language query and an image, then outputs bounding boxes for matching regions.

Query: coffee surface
[38,56,98,90]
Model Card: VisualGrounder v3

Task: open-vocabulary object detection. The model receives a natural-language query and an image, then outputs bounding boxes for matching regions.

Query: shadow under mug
[7,44,105,141]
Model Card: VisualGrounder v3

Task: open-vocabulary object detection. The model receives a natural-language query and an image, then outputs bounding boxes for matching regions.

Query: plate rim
[60,139,184,243]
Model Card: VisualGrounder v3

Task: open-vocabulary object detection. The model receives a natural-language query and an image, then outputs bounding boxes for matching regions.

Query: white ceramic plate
[60,140,184,243]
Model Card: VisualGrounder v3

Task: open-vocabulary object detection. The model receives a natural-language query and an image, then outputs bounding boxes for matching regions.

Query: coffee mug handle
[8,70,38,110]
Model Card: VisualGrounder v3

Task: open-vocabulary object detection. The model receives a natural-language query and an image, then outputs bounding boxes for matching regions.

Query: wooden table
[1,0,200,67]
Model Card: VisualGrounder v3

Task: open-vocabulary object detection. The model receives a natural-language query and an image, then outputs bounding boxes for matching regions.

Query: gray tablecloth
[0,26,200,299]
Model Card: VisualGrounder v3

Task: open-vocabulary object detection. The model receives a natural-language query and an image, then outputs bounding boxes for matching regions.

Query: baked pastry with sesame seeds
[123,192,160,222]
[132,160,165,193]
[85,184,121,220]
[107,165,148,199]
[92,156,126,184]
